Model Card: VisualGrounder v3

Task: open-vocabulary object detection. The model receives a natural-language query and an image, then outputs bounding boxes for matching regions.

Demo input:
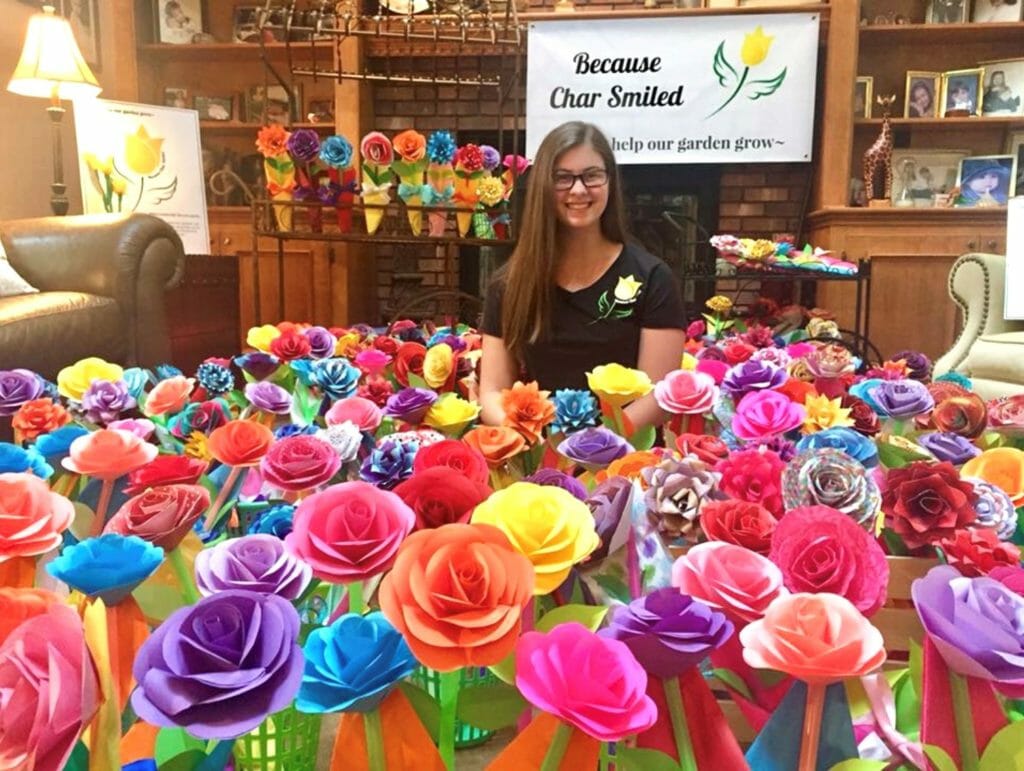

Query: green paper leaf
[488,648,516,685]
[980,720,1024,770]
[882,528,910,557]
[455,682,528,730]
[121,702,138,736]
[65,741,89,771]
[877,441,930,469]
[708,667,753,701]
[408,372,429,390]
[158,750,208,771]
[827,761,889,771]
[155,727,205,764]
[593,573,632,604]
[893,670,921,740]
[290,380,322,427]
[923,743,959,771]
[614,746,682,771]
[536,603,608,634]
[397,681,441,742]
[909,639,924,701]
[630,423,656,451]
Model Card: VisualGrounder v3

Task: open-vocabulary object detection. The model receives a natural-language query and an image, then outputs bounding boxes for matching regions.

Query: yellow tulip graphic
[125,125,164,176]
[740,26,774,67]
[613,274,643,303]
[708,26,787,118]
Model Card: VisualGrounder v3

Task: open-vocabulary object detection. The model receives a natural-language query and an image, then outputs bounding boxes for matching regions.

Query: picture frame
[156,0,205,44]
[980,58,1024,116]
[61,0,101,71]
[194,95,234,122]
[233,6,286,43]
[941,68,985,117]
[956,154,1018,206]
[904,71,940,118]
[305,98,334,124]
[926,0,968,23]
[1005,131,1024,199]
[971,0,1023,23]
[854,76,874,119]
[163,87,189,109]
[890,148,970,207]
[245,84,302,125]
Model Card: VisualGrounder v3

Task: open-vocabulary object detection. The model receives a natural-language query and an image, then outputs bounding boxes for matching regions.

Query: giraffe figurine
[862,94,897,203]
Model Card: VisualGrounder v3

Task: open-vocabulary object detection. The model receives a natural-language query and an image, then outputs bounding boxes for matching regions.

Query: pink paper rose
[325,396,383,433]
[104,483,211,551]
[515,623,657,741]
[143,375,194,417]
[0,472,75,561]
[62,428,158,481]
[260,435,342,493]
[731,390,806,441]
[654,370,718,414]
[696,359,729,385]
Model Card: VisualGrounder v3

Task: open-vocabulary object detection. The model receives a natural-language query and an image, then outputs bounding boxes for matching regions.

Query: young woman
[479,121,687,430]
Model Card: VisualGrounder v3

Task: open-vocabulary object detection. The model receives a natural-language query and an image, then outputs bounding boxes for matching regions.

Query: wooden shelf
[138,41,334,61]
[855,116,1024,130]
[859,21,1024,45]
[808,205,1009,226]
[200,121,336,132]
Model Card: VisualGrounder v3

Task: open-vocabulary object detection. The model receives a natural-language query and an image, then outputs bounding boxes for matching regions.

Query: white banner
[526,13,820,164]
[73,99,210,254]
[1006,197,1023,319]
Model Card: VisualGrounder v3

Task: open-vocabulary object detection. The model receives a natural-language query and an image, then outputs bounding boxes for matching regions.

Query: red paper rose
[714,448,787,517]
[881,460,976,549]
[454,144,484,172]
[675,433,730,465]
[413,438,489,485]
[269,329,312,362]
[988,394,1024,433]
[104,484,211,550]
[722,341,756,365]
[124,454,208,496]
[700,499,777,555]
[260,435,341,493]
[990,565,1024,595]
[939,528,1021,577]
[394,342,427,387]
[769,505,889,616]
[373,335,400,356]
[357,376,394,408]
[841,395,880,436]
[394,466,492,530]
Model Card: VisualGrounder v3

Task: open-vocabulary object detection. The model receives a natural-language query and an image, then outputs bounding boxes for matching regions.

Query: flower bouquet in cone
[390,130,429,236]
[287,129,325,233]
[453,143,485,237]
[425,131,457,237]
[358,132,394,235]
[318,134,357,233]
[471,176,508,240]
[256,125,296,231]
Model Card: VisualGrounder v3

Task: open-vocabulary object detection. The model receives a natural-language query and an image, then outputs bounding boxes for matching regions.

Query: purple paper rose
[0,369,44,416]
[721,360,787,398]
[383,387,437,424]
[287,128,321,163]
[891,350,932,382]
[918,432,981,465]
[600,587,734,678]
[194,534,312,600]
[525,468,587,501]
[359,437,419,489]
[81,379,136,424]
[557,426,633,468]
[868,379,935,419]
[586,476,634,560]
[912,565,1024,694]
[131,590,304,738]
[234,352,281,381]
[967,478,1018,541]
[305,326,337,360]
[479,144,501,171]
[245,381,293,415]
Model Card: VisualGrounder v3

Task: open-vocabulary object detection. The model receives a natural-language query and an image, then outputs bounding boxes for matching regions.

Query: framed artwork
[245,84,303,125]
[854,76,873,119]
[61,0,101,71]
[890,148,970,206]
[926,0,968,23]
[163,87,189,109]
[904,71,940,118]
[980,58,1024,116]
[1005,131,1024,200]
[956,155,1018,206]
[941,68,985,116]
[971,0,1023,23]
[194,95,233,121]
[156,0,205,44]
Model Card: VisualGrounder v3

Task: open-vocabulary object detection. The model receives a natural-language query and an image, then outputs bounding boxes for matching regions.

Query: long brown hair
[498,121,629,361]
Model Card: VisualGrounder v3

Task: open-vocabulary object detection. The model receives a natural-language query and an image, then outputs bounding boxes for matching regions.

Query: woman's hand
[623,327,687,432]
[479,334,517,425]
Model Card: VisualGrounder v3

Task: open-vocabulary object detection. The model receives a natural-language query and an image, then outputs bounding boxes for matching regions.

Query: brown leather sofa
[0,214,185,379]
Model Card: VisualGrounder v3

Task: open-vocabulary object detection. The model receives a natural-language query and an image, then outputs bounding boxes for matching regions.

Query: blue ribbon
[421,184,455,206]
[397,182,427,200]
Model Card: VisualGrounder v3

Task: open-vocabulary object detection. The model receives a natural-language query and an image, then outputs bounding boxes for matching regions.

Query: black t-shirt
[481,242,686,391]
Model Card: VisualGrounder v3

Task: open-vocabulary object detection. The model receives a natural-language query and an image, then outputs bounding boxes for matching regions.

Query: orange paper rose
[0,472,75,561]
[378,523,534,671]
[11,399,70,442]
[597,450,662,484]
[501,381,556,445]
[143,375,195,417]
[461,426,528,468]
[392,129,426,162]
[961,447,1024,505]
[740,593,886,683]
[62,428,158,481]
[207,419,275,467]
[930,394,987,438]
[0,587,61,645]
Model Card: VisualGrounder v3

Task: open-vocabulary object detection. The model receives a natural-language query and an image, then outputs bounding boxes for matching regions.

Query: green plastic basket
[411,665,498,749]
[233,705,323,771]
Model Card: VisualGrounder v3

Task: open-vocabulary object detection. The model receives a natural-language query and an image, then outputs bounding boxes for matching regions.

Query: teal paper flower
[47,534,164,605]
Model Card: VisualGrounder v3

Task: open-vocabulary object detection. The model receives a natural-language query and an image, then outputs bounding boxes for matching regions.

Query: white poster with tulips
[526,13,820,164]
[73,99,209,254]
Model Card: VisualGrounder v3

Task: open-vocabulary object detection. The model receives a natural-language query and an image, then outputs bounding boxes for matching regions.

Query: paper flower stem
[203,465,242,531]
[626,525,642,599]
[90,478,115,537]
[539,721,574,771]
[797,682,826,771]
[168,546,200,605]
[438,669,462,771]
[364,707,386,771]
[348,580,364,616]
[949,670,980,771]
[663,675,698,771]
[685,413,704,436]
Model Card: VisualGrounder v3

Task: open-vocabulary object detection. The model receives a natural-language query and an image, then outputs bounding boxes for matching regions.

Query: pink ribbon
[859,673,927,769]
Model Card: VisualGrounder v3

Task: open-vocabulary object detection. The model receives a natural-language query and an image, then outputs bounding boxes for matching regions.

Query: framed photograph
[1005,131,1024,198]
[980,58,1024,116]
[956,155,1018,206]
[245,84,302,125]
[926,0,968,22]
[971,0,1023,23]
[194,95,234,122]
[941,68,984,116]
[156,0,205,44]
[891,148,970,206]
[904,71,940,118]
[306,98,334,124]
[854,76,874,119]
[57,0,100,71]
[163,87,189,109]
[233,6,286,43]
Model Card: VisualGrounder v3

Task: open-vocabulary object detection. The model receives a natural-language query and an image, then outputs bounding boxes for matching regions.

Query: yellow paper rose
[423,393,481,435]
[802,394,854,434]
[613,275,643,303]
[586,363,653,408]
[961,447,1024,505]
[335,332,362,358]
[57,357,125,401]
[423,343,454,389]
[246,324,281,353]
[471,482,600,594]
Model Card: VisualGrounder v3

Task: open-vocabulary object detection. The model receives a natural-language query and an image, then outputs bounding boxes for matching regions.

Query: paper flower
[131,590,304,739]
[600,588,734,678]
[471,482,600,594]
[244,381,292,415]
[0,604,100,771]
[261,435,341,493]
[960,447,1024,505]
[383,387,437,424]
[499,381,555,445]
[319,135,353,169]
[422,393,480,435]
[107,418,155,440]
[515,623,657,741]
[939,528,1021,578]
[931,394,987,439]
[33,425,89,459]
[359,437,418,489]
[326,396,382,433]
[56,356,124,401]
[250,503,295,539]
[310,358,361,401]
[740,593,886,684]
[142,375,194,417]
[731,390,806,441]
[968,478,1018,540]
[671,541,787,625]
[62,428,157,481]
[0,442,53,479]
[654,369,718,415]
[782,448,881,530]
[987,394,1024,433]
[586,363,653,408]
[675,433,730,465]
[412,439,489,485]
[917,432,981,465]
[47,534,163,605]
[124,454,207,496]
[462,426,528,468]
[524,468,588,501]
[393,342,427,387]
[0,587,61,645]
[558,426,634,468]
[642,455,720,541]
[0,472,74,561]
[586,476,634,560]
[795,427,879,468]
[882,460,976,549]
[379,523,534,670]
[0,369,44,416]
[394,466,491,530]
[551,389,601,434]
[207,419,275,467]
[714,447,786,517]
[104,484,210,551]
[195,534,312,600]
[285,481,415,583]
[11,398,70,442]
[721,360,787,399]
[867,379,935,419]
[801,394,854,434]
[699,499,777,555]
[297,612,416,714]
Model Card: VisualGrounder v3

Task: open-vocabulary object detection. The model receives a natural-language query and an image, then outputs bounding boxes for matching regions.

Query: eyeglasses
[552,167,609,191]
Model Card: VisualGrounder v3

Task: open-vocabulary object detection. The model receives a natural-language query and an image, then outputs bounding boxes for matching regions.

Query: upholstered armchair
[933,252,1024,400]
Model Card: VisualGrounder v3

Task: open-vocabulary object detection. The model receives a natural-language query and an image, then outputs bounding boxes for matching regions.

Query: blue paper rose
[296,612,417,714]
[249,503,296,539]
[310,358,361,401]
[320,135,354,169]
[34,424,89,459]
[360,438,418,489]
[121,367,151,400]
[0,442,54,479]
[551,389,600,434]
[796,427,879,468]
[47,534,164,605]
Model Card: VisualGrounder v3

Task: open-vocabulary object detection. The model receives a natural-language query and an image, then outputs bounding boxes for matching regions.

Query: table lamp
[7,5,102,216]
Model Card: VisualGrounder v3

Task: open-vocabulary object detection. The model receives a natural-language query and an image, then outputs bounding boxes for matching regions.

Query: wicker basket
[233,705,323,771]
[410,666,498,749]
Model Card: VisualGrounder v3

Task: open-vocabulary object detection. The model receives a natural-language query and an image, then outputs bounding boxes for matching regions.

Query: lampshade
[7,5,101,101]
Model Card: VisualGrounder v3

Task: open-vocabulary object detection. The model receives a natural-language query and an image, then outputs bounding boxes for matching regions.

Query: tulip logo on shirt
[707,26,787,118]
[595,275,643,321]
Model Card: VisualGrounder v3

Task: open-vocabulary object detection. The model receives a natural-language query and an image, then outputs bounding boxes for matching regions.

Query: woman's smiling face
[552,143,610,232]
